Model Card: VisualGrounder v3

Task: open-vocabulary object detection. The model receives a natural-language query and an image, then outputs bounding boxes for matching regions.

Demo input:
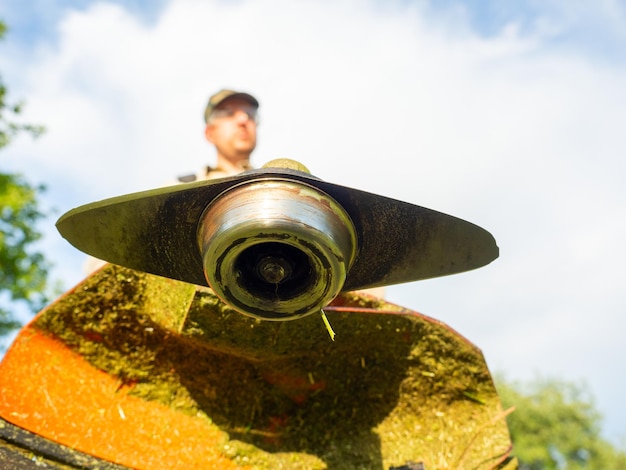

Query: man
[179,89,259,182]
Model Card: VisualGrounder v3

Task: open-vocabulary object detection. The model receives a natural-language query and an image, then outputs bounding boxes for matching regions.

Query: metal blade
[56,167,498,290]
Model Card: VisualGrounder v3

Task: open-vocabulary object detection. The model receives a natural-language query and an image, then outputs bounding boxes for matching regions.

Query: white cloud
[2,0,626,443]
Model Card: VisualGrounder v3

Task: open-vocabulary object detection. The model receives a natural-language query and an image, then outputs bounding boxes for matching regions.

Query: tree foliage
[497,376,626,469]
[1,20,49,337]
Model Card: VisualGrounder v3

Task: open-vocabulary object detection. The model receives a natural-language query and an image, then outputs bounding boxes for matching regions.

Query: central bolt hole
[257,256,292,284]
[235,242,314,300]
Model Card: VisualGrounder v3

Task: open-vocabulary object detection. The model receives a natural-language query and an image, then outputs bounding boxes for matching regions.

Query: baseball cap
[204,89,259,123]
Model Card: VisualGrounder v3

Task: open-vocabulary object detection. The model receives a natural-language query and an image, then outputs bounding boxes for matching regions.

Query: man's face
[205,97,258,161]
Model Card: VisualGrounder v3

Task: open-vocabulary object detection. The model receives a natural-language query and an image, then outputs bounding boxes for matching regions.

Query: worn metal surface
[56,166,498,292]
[198,179,357,320]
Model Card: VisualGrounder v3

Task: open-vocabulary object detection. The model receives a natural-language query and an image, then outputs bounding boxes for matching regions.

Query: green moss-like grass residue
[34,264,513,469]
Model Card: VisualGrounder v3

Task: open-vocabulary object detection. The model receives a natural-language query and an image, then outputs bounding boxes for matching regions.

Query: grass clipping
[35,264,513,469]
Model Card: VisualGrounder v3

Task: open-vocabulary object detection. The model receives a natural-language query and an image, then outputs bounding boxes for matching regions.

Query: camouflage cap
[204,89,259,123]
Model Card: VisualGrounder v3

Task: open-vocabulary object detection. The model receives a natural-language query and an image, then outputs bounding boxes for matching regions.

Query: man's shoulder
[177,173,199,183]
[177,166,223,182]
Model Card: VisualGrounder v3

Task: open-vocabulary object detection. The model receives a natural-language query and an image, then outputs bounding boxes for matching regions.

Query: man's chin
[235,143,256,153]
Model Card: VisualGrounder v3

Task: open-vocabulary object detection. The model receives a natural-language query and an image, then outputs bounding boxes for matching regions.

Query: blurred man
[179,89,259,182]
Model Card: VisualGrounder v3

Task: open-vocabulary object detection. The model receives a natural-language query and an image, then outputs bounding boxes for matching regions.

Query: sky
[1,0,625,446]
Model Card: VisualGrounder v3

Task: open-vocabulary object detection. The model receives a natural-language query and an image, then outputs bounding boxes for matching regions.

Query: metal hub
[197,179,358,320]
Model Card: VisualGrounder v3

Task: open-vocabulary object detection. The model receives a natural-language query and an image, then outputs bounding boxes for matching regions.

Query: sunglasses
[210,106,259,124]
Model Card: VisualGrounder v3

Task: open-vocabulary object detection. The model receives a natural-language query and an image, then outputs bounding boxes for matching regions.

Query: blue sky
[2,0,626,447]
